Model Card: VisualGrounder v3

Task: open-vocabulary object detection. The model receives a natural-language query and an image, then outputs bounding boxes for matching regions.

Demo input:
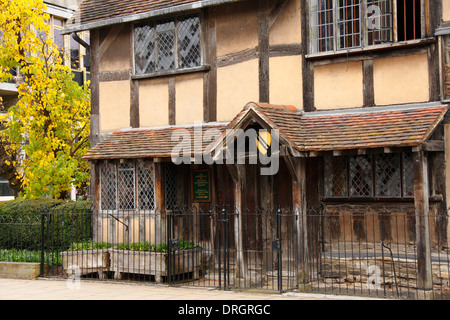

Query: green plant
[0,249,61,268]
[68,240,112,251]
[115,240,200,253]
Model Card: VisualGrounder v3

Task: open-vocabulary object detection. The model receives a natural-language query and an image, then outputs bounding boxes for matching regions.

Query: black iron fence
[306,205,450,300]
[1,203,450,299]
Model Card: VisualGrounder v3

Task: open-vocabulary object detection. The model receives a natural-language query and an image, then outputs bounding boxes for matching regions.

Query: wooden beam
[90,29,100,147]
[363,59,374,107]
[413,140,445,152]
[413,151,433,295]
[98,24,125,60]
[268,0,289,30]
[169,77,176,125]
[154,162,166,244]
[130,79,139,128]
[226,163,239,183]
[283,153,299,183]
[291,157,309,285]
[301,0,315,111]
[203,8,217,122]
[258,0,270,103]
[233,165,247,280]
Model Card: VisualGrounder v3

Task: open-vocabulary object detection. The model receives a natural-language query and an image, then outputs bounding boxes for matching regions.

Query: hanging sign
[192,169,211,203]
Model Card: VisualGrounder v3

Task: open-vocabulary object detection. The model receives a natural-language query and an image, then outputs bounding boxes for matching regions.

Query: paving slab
[0,278,379,301]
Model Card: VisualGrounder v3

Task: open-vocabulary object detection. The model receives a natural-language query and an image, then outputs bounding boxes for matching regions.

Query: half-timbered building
[65,0,450,296]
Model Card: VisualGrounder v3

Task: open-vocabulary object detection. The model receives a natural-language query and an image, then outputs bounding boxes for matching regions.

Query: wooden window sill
[131,65,211,80]
[306,38,435,60]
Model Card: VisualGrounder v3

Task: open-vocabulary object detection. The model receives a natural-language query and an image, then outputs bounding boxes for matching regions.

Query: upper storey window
[134,14,202,76]
[309,0,422,54]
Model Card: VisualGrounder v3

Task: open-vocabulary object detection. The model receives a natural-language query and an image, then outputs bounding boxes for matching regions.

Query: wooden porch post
[154,162,166,244]
[227,164,248,282]
[413,151,433,298]
[288,156,309,286]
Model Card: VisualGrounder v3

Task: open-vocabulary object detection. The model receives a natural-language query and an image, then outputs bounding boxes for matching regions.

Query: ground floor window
[100,161,155,211]
[324,152,414,199]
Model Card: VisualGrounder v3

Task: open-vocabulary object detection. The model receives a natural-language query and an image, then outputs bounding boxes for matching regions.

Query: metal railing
[1,203,449,299]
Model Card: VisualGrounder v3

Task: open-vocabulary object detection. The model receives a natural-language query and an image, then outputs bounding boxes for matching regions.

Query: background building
[0,0,89,201]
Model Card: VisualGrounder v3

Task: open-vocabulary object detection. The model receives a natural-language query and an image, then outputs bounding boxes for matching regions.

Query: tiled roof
[83,102,448,160]
[219,102,448,153]
[70,0,201,26]
[299,106,447,152]
[67,0,242,31]
[83,122,228,160]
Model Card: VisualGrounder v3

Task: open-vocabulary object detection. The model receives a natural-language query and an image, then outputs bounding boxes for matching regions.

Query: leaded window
[349,155,373,197]
[118,163,135,210]
[309,0,422,54]
[137,161,156,210]
[100,163,117,210]
[324,156,348,197]
[324,152,414,199]
[165,162,178,210]
[100,161,156,211]
[375,153,401,197]
[134,14,201,76]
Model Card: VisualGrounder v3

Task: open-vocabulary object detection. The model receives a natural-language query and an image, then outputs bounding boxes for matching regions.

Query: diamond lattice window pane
[402,152,414,197]
[324,156,348,197]
[134,23,156,75]
[137,161,155,210]
[156,20,175,71]
[118,163,135,210]
[375,153,401,197]
[177,15,201,69]
[349,155,373,197]
[165,163,178,210]
[100,163,116,210]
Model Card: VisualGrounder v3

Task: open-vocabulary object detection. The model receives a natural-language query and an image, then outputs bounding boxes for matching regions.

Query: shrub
[0,199,92,251]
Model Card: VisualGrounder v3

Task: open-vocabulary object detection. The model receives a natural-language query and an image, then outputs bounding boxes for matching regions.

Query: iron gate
[166,206,301,292]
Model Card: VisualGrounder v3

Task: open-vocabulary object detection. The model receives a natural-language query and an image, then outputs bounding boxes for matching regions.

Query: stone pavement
[0,278,374,300]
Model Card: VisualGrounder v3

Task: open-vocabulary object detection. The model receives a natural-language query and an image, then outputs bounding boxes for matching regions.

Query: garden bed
[110,241,202,283]
[60,241,112,279]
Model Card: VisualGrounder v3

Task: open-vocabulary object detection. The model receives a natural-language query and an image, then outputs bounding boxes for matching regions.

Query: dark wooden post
[413,151,433,298]
[154,161,166,244]
[288,156,309,287]
[227,164,247,282]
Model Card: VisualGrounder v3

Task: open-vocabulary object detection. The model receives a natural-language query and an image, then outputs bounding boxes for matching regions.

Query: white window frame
[309,0,425,56]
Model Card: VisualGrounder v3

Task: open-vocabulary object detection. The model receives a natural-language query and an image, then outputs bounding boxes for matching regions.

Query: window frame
[322,152,414,201]
[308,0,427,57]
[0,177,14,201]
[99,160,156,212]
[132,12,206,79]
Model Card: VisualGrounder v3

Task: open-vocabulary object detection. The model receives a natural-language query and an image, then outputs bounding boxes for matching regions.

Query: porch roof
[82,122,228,160]
[83,102,448,161]
[296,103,448,152]
[219,102,448,154]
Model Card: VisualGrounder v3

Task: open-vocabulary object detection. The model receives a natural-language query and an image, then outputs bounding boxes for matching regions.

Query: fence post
[40,212,45,277]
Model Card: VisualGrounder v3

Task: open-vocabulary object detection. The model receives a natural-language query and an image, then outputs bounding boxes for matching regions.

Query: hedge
[0,199,92,251]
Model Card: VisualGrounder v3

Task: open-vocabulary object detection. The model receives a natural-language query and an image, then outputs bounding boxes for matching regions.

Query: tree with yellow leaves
[0,0,91,199]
